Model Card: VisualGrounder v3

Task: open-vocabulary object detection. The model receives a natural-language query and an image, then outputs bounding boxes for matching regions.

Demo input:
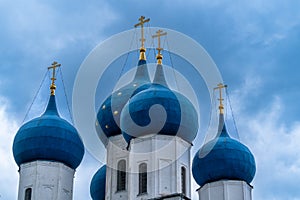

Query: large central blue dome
[121,64,198,143]
[192,114,256,186]
[13,95,85,169]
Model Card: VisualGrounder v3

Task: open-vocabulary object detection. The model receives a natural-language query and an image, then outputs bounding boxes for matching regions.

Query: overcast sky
[1,0,300,199]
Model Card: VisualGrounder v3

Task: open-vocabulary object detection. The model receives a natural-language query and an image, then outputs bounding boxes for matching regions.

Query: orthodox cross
[134,16,150,50]
[152,30,167,64]
[214,83,227,114]
[48,61,61,95]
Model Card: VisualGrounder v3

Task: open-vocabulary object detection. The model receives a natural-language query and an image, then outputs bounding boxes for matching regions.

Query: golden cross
[47,61,61,95]
[134,16,150,49]
[214,83,227,114]
[152,29,167,56]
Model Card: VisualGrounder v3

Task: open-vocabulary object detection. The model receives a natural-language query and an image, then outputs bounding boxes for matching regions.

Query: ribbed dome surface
[13,95,85,169]
[96,60,150,143]
[90,165,106,200]
[121,64,198,143]
[192,114,256,186]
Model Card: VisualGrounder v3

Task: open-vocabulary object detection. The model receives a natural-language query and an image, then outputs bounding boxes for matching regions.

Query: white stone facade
[17,161,75,200]
[127,135,192,200]
[105,135,130,200]
[197,180,253,200]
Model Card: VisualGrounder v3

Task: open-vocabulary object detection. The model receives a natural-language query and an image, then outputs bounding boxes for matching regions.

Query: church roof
[13,95,85,169]
[121,62,198,144]
[192,114,256,186]
[90,165,106,200]
[95,58,150,142]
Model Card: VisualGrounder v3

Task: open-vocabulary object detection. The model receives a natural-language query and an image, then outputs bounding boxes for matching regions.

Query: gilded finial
[134,16,150,60]
[214,83,227,114]
[48,61,61,96]
[152,30,167,65]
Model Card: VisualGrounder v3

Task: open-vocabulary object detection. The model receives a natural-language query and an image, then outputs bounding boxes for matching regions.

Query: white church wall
[128,135,192,200]
[175,138,192,198]
[105,135,129,200]
[197,180,253,200]
[18,161,74,200]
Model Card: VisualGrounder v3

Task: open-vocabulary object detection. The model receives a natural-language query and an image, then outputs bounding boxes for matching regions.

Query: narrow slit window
[117,160,126,191]
[138,163,147,194]
[24,188,32,200]
[181,166,186,195]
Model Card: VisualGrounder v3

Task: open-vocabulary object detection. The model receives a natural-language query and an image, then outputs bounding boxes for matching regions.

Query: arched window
[24,188,32,200]
[181,166,186,195]
[138,163,147,194]
[117,160,126,191]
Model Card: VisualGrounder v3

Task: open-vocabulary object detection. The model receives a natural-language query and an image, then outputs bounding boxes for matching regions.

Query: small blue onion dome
[13,95,85,169]
[96,59,150,142]
[192,114,256,186]
[90,165,106,200]
[121,64,198,143]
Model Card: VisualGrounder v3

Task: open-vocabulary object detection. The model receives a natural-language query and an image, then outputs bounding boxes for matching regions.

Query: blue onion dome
[192,114,256,186]
[13,95,85,169]
[96,59,150,142]
[90,165,106,200]
[121,63,198,144]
